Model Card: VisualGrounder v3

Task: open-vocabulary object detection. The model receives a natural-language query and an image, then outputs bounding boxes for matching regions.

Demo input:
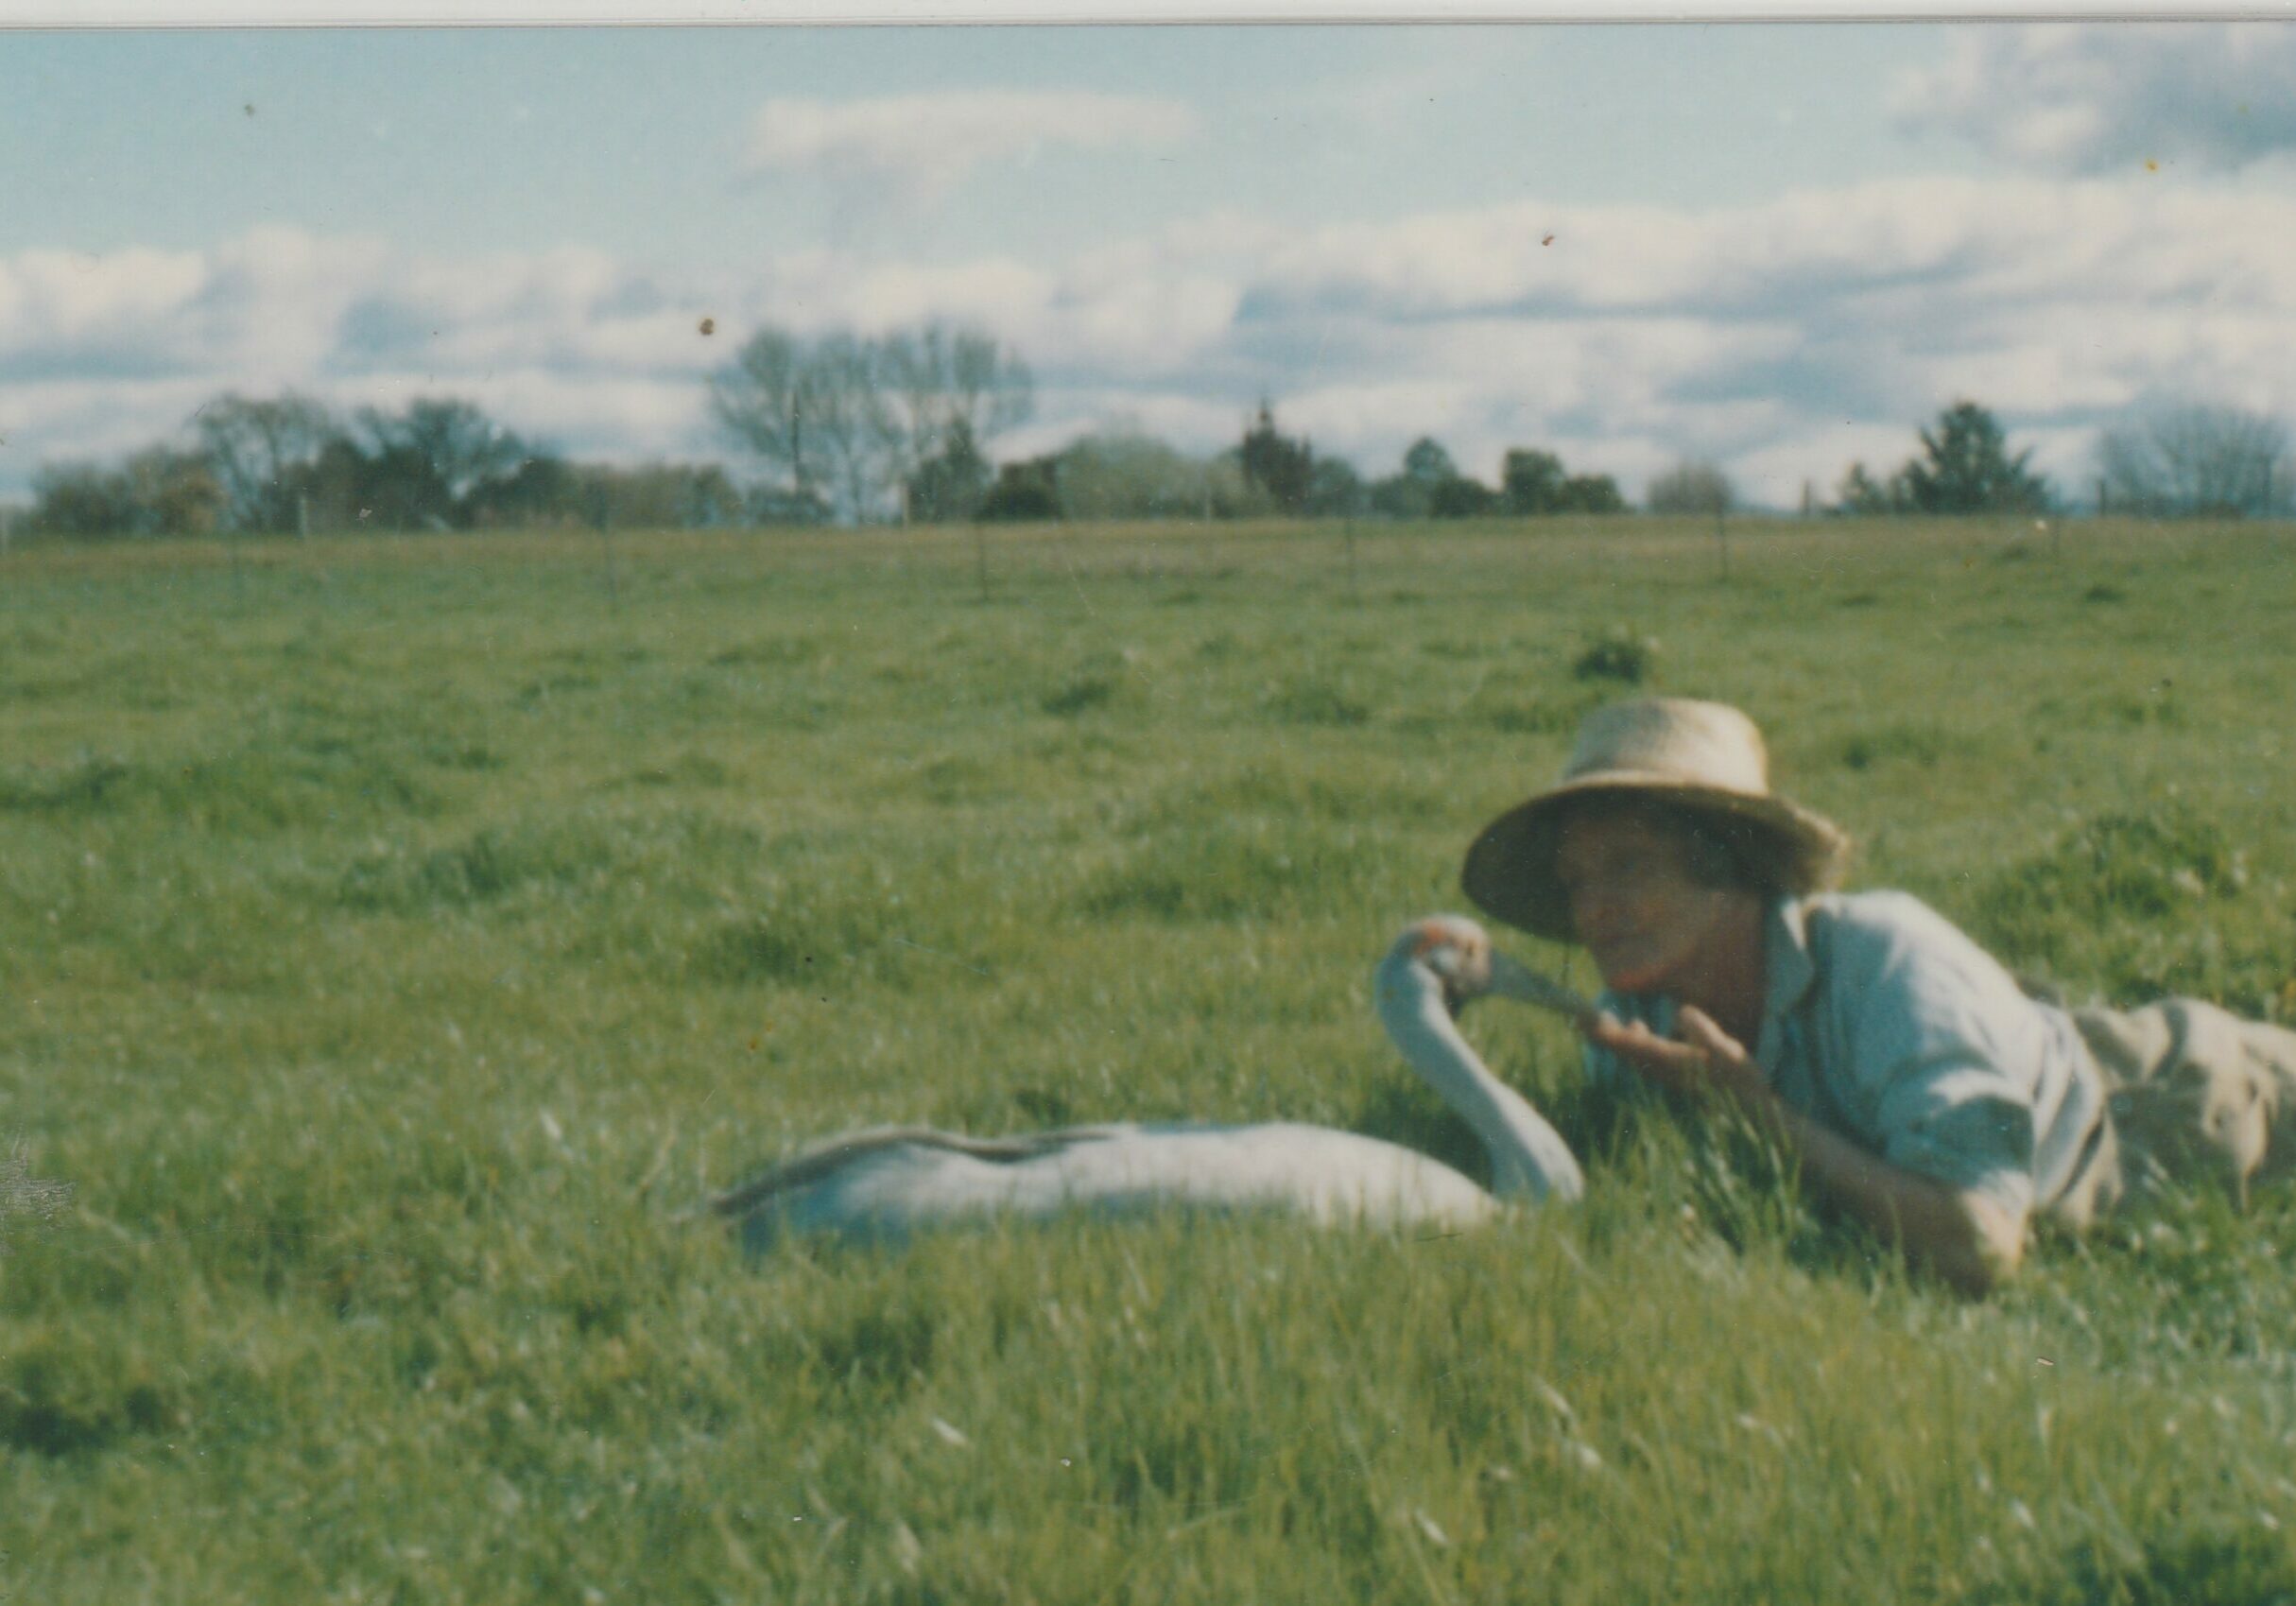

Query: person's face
[1553,810,1737,995]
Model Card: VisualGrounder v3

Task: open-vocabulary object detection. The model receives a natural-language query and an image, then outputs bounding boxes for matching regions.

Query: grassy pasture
[2,515,2294,1603]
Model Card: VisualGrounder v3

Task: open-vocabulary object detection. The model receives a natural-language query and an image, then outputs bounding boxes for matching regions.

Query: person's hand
[1583,1006,1769,1107]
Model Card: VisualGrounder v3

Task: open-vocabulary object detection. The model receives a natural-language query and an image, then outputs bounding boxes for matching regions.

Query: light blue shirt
[1582,890,2108,1224]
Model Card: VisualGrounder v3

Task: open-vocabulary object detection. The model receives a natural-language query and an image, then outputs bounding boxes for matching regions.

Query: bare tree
[709,329,825,510]
[194,392,337,533]
[2098,403,2288,518]
[715,321,1030,525]
[946,326,1033,443]
[878,322,1033,512]
[878,323,952,492]
[803,332,893,525]
[710,327,889,523]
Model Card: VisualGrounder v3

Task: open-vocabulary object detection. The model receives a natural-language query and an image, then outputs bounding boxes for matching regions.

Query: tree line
[699,331,1630,524]
[1830,399,2290,520]
[16,316,2291,540]
[28,393,749,541]
[957,404,1630,527]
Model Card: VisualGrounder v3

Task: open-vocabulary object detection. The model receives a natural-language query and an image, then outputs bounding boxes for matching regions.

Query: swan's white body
[737,1121,1501,1240]
[713,918,1585,1247]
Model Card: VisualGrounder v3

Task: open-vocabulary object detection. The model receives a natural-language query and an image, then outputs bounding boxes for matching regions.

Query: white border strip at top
[5,0,2291,23]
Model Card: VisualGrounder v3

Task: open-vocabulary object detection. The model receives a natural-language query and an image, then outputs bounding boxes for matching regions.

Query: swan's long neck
[1373,949,1586,1204]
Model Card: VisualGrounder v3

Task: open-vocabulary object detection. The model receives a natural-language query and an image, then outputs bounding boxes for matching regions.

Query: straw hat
[1460,699,1851,942]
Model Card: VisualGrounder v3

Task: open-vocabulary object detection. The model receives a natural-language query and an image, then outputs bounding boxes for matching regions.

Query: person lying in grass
[1459,697,2296,1295]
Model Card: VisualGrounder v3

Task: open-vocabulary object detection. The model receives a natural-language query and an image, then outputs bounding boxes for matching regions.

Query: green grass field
[3,515,2294,1603]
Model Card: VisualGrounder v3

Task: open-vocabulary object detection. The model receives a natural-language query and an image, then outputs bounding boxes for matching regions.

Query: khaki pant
[2057,999,2296,1223]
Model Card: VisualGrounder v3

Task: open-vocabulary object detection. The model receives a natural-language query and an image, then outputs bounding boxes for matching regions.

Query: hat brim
[1460,773,1852,942]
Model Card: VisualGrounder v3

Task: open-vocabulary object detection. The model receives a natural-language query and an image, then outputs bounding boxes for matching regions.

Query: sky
[4,22,2295,509]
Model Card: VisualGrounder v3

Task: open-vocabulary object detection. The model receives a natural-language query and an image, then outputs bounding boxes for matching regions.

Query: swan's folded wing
[709,1124,1121,1218]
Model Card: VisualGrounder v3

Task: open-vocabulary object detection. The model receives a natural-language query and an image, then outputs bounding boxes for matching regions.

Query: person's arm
[1585,1009,2027,1296]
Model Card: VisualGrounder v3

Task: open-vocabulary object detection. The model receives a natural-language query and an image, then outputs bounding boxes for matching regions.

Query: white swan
[711,916,1585,1249]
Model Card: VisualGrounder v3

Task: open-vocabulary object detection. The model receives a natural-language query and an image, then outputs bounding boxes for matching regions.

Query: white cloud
[1206,172,2296,498]
[1891,25,2296,175]
[1,377,222,471]
[0,232,733,483]
[0,247,206,344]
[9,164,2296,511]
[740,91,1198,201]
[0,228,394,390]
